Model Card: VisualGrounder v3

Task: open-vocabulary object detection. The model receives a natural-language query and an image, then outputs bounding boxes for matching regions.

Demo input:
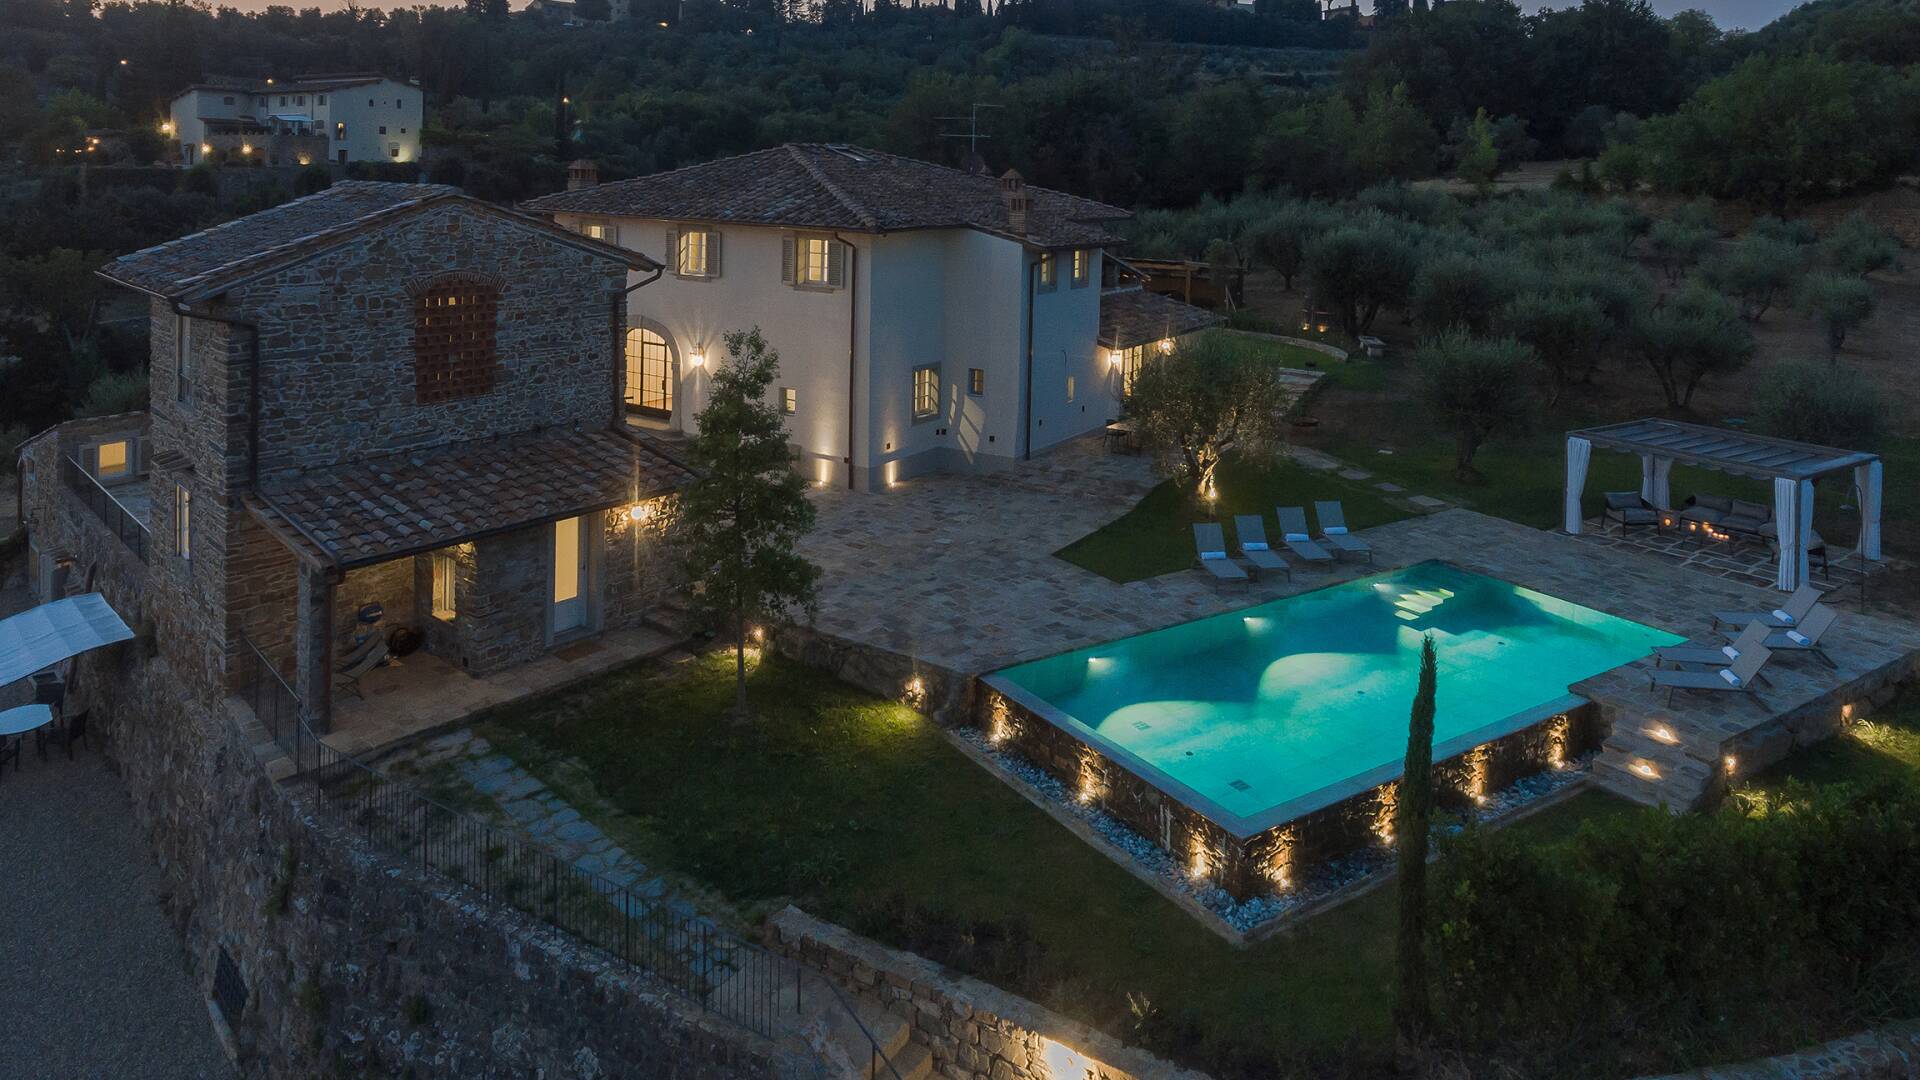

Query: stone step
[1592,751,1712,811]
[879,1038,934,1080]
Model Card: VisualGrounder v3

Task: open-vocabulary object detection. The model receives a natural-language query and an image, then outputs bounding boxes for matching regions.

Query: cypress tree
[1393,633,1439,1047]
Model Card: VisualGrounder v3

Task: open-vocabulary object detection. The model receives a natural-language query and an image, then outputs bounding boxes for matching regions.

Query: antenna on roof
[936,103,1002,171]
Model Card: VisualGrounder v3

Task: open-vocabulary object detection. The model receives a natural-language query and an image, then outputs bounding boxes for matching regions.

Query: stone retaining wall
[979,684,1596,900]
[767,908,1211,1080]
[774,622,973,724]
[1639,1018,1920,1080]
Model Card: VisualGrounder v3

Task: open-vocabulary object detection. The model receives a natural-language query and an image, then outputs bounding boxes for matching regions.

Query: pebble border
[955,725,1594,935]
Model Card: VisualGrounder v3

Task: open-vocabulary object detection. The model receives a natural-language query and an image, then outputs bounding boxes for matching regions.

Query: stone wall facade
[768,909,1210,1080]
[978,686,1596,900]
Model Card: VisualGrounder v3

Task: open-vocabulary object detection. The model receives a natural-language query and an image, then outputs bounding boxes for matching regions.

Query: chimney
[999,169,1030,238]
[567,159,599,191]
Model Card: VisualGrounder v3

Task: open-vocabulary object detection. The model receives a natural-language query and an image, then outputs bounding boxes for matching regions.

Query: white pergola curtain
[1564,436,1592,535]
[1639,454,1674,511]
[1773,477,1815,592]
[1856,460,1884,562]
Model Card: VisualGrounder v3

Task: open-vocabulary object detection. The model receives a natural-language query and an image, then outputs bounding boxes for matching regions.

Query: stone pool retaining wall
[767,908,1212,1080]
[978,685,1598,900]
[774,622,973,723]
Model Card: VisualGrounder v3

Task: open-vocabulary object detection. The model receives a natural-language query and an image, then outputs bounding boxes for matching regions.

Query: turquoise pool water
[986,562,1681,833]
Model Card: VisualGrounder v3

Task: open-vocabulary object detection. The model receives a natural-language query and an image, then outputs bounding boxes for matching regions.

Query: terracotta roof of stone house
[1098,287,1224,349]
[100,181,659,303]
[248,427,692,568]
[522,144,1132,249]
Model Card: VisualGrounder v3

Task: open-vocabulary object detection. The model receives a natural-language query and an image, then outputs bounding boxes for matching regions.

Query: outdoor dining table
[0,704,54,737]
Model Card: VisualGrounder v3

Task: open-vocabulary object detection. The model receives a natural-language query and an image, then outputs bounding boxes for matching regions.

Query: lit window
[1066,375,1076,403]
[335,122,345,141]
[968,368,984,396]
[625,327,673,415]
[174,483,191,561]
[780,387,796,414]
[1071,249,1090,286]
[1117,344,1147,397]
[912,366,939,420]
[1038,253,1057,289]
[802,237,832,285]
[582,222,614,242]
[96,440,129,480]
[431,553,457,620]
[175,314,192,403]
[413,279,500,404]
[676,228,711,276]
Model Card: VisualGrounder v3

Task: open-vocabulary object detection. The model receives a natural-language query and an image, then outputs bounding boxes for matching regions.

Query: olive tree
[1798,271,1876,362]
[1630,287,1753,409]
[1497,291,1608,406]
[1818,213,1901,279]
[1698,234,1804,322]
[1754,361,1883,447]
[1127,333,1293,500]
[1306,222,1420,337]
[1410,252,1521,336]
[1416,331,1536,481]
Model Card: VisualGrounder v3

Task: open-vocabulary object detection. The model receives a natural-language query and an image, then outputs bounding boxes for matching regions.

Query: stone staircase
[777,980,933,1080]
[1592,712,1724,811]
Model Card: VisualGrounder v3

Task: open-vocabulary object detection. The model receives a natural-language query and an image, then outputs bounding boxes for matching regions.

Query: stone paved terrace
[325,624,679,758]
[799,435,1920,811]
[1570,514,1891,599]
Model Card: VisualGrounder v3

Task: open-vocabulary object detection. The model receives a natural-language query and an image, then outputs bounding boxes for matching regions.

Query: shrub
[1819,212,1902,278]
[1754,360,1883,447]
[1415,331,1535,481]
[1429,781,1920,1069]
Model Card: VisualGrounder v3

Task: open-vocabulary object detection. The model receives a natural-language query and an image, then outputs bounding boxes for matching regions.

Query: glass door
[551,515,587,634]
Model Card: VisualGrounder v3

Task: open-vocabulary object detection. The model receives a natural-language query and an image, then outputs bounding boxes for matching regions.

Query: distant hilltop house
[19,181,689,736]
[523,145,1218,491]
[165,73,422,168]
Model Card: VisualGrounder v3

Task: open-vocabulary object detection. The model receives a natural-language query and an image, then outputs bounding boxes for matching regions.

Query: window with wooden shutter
[413,279,499,404]
[786,235,841,288]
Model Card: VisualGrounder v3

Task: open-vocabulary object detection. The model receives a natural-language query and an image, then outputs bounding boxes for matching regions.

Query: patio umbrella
[0,594,134,687]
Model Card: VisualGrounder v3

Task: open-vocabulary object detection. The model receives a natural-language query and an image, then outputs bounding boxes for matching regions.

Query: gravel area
[0,572,233,1080]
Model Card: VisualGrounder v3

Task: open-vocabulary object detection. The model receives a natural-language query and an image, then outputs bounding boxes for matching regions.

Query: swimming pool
[980,562,1681,895]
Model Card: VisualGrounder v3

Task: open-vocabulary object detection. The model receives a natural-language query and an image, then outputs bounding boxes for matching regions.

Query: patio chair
[334,637,391,700]
[0,735,18,781]
[1755,603,1839,668]
[1192,523,1250,591]
[1601,491,1659,535]
[1231,515,1292,581]
[1312,501,1373,564]
[1711,583,1821,632]
[1653,620,1770,671]
[1274,507,1334,569]
[1648,639,1773,707]
[35,707,90,760]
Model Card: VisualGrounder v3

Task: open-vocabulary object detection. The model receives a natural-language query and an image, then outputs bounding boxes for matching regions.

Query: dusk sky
[200,0,1808,34]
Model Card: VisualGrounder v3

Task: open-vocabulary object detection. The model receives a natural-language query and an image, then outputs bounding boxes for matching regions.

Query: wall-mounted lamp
[624,502,651,524]
[686,348,705,368]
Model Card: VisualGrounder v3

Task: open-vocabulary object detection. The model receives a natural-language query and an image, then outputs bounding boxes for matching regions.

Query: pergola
[1565,419,1883,592]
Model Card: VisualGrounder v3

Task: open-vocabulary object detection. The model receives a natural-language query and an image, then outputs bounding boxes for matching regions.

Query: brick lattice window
[413,280,499,403]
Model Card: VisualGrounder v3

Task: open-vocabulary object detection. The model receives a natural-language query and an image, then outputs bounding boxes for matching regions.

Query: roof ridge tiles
[785,144,881,231]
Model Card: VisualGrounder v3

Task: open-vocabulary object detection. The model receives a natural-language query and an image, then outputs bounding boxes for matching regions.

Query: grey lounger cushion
[1712,583,1820,630]
[1193,523,1249,583]
[1232,515,1291,578]
[1649,640,1771,703]
[1313,501,1373,561]
[1274,506,1333,564]
[1655,621,1769,669]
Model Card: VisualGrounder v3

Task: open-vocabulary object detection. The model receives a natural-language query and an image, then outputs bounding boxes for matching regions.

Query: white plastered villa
[525,145,1218,492]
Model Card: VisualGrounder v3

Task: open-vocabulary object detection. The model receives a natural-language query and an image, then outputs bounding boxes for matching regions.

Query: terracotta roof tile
[254,427,692,567]
[523,144,1130,248]
[1098,287,1223,349]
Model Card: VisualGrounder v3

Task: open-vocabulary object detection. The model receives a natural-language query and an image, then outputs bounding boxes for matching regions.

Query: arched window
[625,327,674,417]
[413,278,499,404]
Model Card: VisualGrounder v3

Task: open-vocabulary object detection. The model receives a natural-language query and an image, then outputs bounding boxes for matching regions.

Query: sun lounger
[1648,638,1771,707]
[1232,515,1292,581]
[1711,583,1820,631]
[1274,507,1334,568]
[1312,501,1373,564]
[1192,522,1250,590]
[1755,603,1839,668]
[334,637,391,700]
[1654,620,1769,670]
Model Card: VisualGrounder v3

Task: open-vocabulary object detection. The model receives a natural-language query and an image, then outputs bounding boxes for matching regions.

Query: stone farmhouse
[525,144,1216,491]
[166,73,423,168]
[19,181,692,739]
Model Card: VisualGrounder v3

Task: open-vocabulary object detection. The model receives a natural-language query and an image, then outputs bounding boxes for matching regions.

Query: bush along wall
[1427,778,1920,1072]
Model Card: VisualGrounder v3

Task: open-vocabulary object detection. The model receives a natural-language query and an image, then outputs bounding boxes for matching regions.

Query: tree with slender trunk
[1415,331,1535,481]
[1394,633,1439,1050]
[1125,331,1292,503]
[675,328,820,717]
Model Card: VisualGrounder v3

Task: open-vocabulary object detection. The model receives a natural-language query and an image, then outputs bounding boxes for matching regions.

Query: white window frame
[799,236,832,286]
[175,314,192,404]
[912,365,940,421]
[1066,375,1076,403]
[174,482,192,561]
[1037,252,1058,291]
[581,221,617,243]
[1117,344,1148,398]
[1071,248,1090,288]
[968,368,984,396]
[676,227,713,278]
[780,387,796,415]
[431,552,457,621]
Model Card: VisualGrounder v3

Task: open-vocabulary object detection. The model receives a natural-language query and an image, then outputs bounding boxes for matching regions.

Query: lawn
[470,649,1637,1077]
[1054,453,1411,582]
